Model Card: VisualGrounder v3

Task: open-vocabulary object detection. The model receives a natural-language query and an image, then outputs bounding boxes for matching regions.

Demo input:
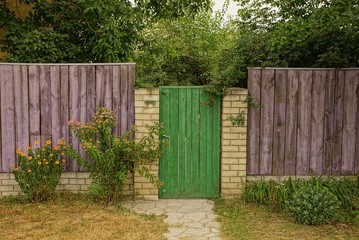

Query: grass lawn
[0,193,167,240]
[215,199,359,240]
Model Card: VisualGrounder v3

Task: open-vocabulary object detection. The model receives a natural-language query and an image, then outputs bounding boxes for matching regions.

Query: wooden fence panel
[0,63,135,172]
[247,68,359,176]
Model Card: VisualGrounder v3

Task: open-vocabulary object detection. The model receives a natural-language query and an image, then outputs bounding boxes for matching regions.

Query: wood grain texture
[332,70,344,175]
[247,69,261,175]
[0,66,15,172]
[259,69,275,175]
[120,65,129,135]
[323,70,335,175]
[342,70,358,175]
[284,69,298,175]
[310,71,326,175]
[272,69,287,176]
[0,64,135,173]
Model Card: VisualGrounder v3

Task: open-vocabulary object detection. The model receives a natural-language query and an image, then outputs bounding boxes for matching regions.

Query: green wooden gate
[159,87,221,198]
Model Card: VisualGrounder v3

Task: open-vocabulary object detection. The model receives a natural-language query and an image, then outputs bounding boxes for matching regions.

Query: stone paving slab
[123,199,222,240]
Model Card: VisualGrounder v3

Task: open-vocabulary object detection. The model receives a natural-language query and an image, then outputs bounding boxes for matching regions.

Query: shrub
[286,186,340,225]
[12,140,66,202]
[61,107,165,204]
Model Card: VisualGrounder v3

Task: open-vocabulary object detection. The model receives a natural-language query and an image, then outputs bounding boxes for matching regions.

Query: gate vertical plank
[310,71,326,174]
[40,66,52,137]
[128,65,135,130]
[342,70,358,175]
[212,95,221,195]
[323,70,335,175]
[159,87,170,197]
[112,66,121,136]
[332,70,344,175]
[296,70,312,175]
[354,71,359,174]
[69,65,80,171]
[273,69,287,176]
[170,89,179,194]
[206,95,214,195]
[120,66,128,135]
[60,66,70,170]
[0,65,15,172]
[259,69,275,175]
[284,69,298,175]
[191,89,200,194]
[199,90,208,194]
[14,65,29,157]
[50,66,61,145]
[178,89,187,194]
[247,69,261,175]
[28,66,41,142]
[185,89,193,194]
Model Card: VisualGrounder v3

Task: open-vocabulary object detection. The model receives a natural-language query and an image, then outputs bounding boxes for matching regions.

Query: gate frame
[133,88,248,200]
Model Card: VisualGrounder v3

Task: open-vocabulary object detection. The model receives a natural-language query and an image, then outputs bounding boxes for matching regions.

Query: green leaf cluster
[227,0,359,87]
[287,186,340,225]
[1,0,211,63]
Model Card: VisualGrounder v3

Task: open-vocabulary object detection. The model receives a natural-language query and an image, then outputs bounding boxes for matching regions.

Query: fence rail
[0,63,135,172]
[247,68,359,176]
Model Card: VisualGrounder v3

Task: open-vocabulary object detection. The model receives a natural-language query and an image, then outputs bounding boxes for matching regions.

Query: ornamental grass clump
[12,140,66,202]
[286,186,340,225]
[62,107,165,204]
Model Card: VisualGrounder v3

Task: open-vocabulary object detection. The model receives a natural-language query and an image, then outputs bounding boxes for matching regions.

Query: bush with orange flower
[12,141,66,202]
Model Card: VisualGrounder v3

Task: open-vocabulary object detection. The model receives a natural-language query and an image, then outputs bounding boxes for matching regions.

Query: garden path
[123,199,221,240]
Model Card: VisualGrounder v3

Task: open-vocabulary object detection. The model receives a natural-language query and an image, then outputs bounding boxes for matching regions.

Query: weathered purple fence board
[0,63,135,172]
[247,69,261,175]
[248,68,359,176]
[284,69,298,175]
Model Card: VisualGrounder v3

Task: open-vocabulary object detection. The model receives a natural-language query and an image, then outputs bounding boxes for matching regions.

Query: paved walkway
[123,199,222,240]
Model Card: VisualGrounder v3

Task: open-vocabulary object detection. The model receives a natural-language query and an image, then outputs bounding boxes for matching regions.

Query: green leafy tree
[0,0,211,62]
[133,7,235,94]
[226,0,359,87]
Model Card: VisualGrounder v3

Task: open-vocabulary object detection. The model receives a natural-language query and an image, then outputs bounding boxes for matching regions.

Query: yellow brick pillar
[134,88,160,200]
[221,88,248,198]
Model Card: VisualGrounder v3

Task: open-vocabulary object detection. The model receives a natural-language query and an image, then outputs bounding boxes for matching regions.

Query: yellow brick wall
[0,172,134,197]
[134,88,160,200]
[221,88,248,197]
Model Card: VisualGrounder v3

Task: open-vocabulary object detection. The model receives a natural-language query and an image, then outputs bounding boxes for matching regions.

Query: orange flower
[27,169,32,173]
[49,153,54,157]
[21,153,25,157]
[10,164,14,167]
[16,148,22,154]
[60,152,65,156]
[14,168,18,171]
[45,162,49,165]
[36,154,40,158]
[55,160,60,165]
[28,156,32,161]
[26,144,32,150]
[43,158,47,161]
[37,161,42,165]
[54,145,59,151]
[34,140,40,145]
[46,140,51,145]
[62,159,66,163]
[42,148,45,152]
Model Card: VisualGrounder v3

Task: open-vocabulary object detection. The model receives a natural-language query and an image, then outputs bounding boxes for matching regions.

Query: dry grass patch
[215,199,359,240]
[0,193,167,240]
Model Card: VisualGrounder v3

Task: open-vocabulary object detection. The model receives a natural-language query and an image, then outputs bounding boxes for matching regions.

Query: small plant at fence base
[286,186,340,225]
[12,141,66,202]
[61,107,165,204]
[243,176,359,224]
